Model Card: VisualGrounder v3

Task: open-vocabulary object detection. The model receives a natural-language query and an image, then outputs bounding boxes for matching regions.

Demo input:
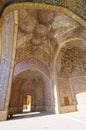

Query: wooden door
[64,96,69,106]
[23,96,27,109]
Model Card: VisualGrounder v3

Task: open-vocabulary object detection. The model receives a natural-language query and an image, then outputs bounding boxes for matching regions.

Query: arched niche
[14,58,50,79]
[54,38,86,113]
[9,69,54,114]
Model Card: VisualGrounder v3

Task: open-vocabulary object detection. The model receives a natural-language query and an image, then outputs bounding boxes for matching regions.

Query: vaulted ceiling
[15,9,84,69]
[0,2,86,84]
[0,0,86,20]
[57,40,86,78]
[13,69,44,87]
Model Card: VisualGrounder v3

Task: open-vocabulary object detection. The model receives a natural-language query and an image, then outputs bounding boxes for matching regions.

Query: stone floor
[0,111,86,130]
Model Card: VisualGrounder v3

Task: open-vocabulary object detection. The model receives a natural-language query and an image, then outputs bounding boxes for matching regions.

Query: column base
[45,105,55,113]
[0,110,8,121]
[60,105,77,113]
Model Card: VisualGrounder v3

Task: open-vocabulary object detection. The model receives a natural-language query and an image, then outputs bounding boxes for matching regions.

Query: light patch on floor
[0,111,86,130]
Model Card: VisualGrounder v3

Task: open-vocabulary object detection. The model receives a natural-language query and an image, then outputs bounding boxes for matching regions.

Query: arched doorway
[54,38,86,113]
[9,69,53,115]
[23,94,32,112]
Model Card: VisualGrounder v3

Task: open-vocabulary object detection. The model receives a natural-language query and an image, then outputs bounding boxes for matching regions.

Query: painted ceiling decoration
[0,2,85,73]
[13,69,44,87]
[0,0,86,20]
[57,40,86,78]
[16,8,86,68]
[14,58,50,78]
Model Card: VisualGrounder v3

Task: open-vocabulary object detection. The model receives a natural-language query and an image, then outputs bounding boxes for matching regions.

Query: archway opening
[23,95,32,112]
[8,69,53,119]
[55,39,86,113]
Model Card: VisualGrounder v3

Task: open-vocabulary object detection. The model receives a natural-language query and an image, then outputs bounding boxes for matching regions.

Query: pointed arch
[14,58,50,79]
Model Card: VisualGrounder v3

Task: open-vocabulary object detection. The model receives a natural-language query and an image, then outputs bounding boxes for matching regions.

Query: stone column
[0,10,18,121]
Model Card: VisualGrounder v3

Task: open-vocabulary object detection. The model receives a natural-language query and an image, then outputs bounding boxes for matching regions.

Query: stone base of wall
[34,105,45,111]
[9,107,23,114]
[60,105,77,113]
[45,105,55,113]
[9,106,45,113]
[34,105,55,113]
[0,110,8,121]
[9,105,55,114]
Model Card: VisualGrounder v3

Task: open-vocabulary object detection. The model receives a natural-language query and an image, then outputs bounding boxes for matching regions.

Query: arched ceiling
[15,9,85,69]
[13,69,45,87]
[56,39,86,78]
[14,58,50,78]
[0,0,86,20]
[0,2,86,81]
